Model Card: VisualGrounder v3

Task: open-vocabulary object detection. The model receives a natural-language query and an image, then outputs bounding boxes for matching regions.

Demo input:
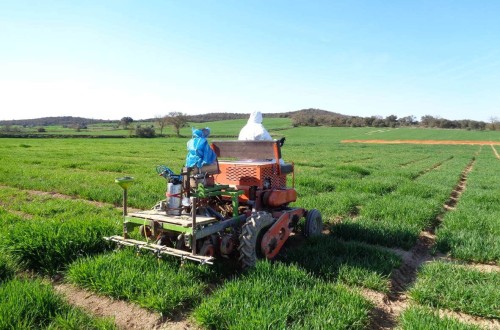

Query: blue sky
[1,1,499,121]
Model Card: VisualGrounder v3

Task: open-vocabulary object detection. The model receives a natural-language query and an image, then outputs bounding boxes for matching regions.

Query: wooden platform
[128,210,217,227]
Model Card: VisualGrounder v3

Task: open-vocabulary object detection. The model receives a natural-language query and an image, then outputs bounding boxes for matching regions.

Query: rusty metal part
[261,208,305,259]
[199,240,215,257]
[263,189,297,207]
[139,225,152,238]
[220,234,235,255]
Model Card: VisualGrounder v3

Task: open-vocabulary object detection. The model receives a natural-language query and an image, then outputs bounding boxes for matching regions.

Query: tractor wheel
[139,225,152,238]
[199,240,215,257]
[238,212,275,269]
[304,209,322,238]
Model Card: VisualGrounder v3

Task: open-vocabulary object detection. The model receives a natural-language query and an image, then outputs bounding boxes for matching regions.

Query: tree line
[2,109,498,134]
[291,110,499,131]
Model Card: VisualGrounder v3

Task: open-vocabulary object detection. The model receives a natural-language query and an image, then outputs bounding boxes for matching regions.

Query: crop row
[0,185,388,328]
[409,261,500,319]
[399,306,481,330]
[0,186,120,275]
[436,151,500,263]
[193,261,372,329]
[282,236,401,292]
[0,278,116,329]
[320,147,476,249]
[1,129,498,329]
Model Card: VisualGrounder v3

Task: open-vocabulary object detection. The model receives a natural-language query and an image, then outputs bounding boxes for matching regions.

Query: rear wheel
[304,209,322,237]
[238,212,275,268]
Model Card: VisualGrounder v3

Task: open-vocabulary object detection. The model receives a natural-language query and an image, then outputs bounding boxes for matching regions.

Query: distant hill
[0,109,343,126]
[0,116,112,127]
[182,108,346,122]
[1,109,495,131]
[183,109,348,123]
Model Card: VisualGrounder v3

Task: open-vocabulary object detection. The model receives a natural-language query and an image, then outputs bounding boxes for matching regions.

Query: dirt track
[342,139,500,145]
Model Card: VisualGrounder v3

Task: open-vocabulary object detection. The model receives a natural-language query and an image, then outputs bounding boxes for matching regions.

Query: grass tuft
[66,249,214,316]
[0,278,115,330]
[193,261,372,329]
[283,236,401,292]
[409,261,500,319]
[1,216,118,275]
[399,305,481,330]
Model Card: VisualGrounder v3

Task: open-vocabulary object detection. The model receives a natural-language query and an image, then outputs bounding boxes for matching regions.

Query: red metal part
[199,242,215,257]
[264,189,297,207]
[261,208,305,259]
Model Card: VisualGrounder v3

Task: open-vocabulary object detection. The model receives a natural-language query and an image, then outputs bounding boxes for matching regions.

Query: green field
[0,125,499,329]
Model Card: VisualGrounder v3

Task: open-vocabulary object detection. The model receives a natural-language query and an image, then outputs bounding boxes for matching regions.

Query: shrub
[135,126,156,138]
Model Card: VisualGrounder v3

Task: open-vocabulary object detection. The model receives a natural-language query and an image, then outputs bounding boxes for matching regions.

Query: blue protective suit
[185,128,217,168]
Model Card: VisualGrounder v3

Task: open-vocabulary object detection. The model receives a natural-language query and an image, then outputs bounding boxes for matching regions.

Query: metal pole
[123,188,128,216]
[123,188,128,239]
[191,197,197,255]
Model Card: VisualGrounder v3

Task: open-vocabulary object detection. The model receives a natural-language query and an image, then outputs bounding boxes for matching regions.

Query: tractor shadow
[278,233,402,292]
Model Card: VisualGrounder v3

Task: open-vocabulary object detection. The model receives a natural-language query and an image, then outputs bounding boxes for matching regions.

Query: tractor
[106,140,322,267]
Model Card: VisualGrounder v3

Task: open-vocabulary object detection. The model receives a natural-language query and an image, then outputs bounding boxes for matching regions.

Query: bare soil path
[491,145,500,159]
[0,184,141,213]
[54,283,198,330]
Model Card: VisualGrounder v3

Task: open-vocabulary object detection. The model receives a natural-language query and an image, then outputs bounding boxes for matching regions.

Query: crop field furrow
[0,129,499,329]
[436,150,500,264]
[409,261,500,319]
[332,150,475,250]
[410,156,454,180]
[491,144,500,159]
[53,282,180,330]
[389,156,476,293]
[398,155,431,167]
[0,184,119,210]
[341,156,373,164]
[344,155,481,329]
[360,288,497,330]
[442,158,475,211]
[0,278,117,329]
[398,306,495,330]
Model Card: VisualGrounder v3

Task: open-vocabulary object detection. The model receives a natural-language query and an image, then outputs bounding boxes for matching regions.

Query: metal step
[104,235,214,264]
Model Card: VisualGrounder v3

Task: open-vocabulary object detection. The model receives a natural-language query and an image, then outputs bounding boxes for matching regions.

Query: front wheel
[304,209,322,237]
[238,212,275,268]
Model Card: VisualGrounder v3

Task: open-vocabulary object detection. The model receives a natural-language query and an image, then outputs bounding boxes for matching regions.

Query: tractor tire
[304,209,322,238]
[238,212,275,269]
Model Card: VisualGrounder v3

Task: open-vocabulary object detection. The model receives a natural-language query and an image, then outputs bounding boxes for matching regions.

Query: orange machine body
[214,161,289,202]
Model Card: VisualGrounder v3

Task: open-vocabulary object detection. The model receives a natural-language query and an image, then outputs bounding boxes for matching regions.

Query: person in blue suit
[185,127,217,168]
